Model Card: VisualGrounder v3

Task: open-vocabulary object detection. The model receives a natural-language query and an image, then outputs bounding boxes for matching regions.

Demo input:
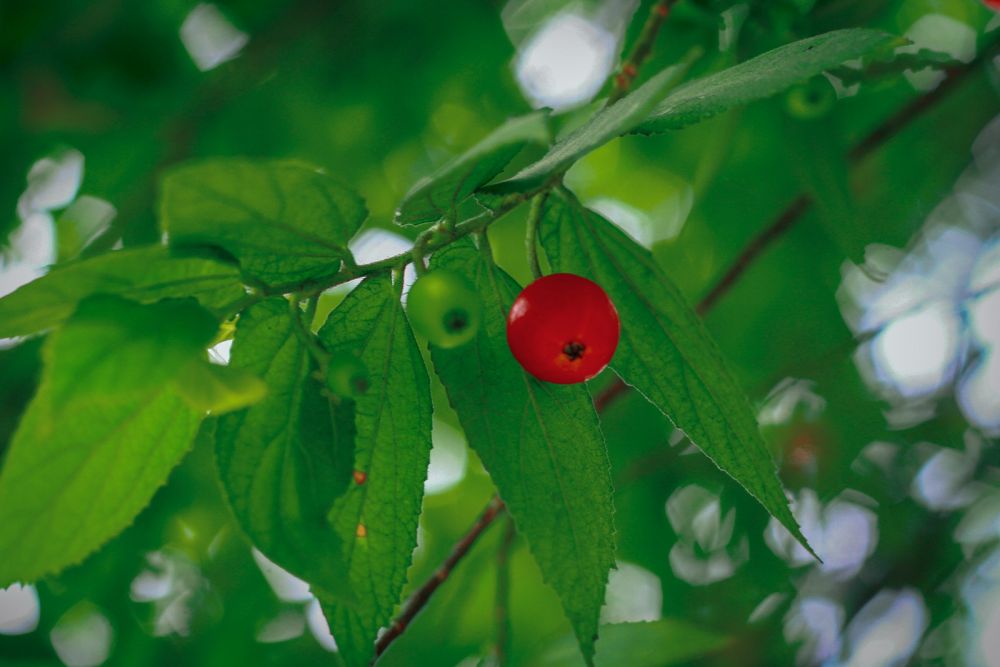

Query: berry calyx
[406,269,482,348]
[325,352,369,399]
[506,273,620,384]
[784,76,836,120]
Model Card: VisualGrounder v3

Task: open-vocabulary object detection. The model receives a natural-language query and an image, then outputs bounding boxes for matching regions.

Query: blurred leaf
[635,28,895,134]
[485,59,695,196]
[531,619,729,667]
[830,47,960,86]
[0,295,215,586]
[54,196,116,262]
[0,338,42,452]
[430,240,615,666]
[786,120,863,261]
[160,158,367,286]
[395,112,550,225]
[539,189,815,557]
[214,298,355,604]
[172,359,267,414]
[317,274,433,667]
[0,246,245,338]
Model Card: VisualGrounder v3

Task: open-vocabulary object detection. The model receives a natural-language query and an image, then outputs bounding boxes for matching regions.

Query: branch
[373,496,506,660]
[591,42,996,413]
[264,191,539,297]
[608,0,679,104]
[371,32,997,663]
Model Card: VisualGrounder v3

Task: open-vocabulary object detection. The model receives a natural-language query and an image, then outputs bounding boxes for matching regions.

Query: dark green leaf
[214,298,355,604]
[317,274,433,667]
[395,112,550,225]
[160,158,367,286]
[430,240,615,666]
[531,619,729,667]
[635,29,895,134]
[172,360,268,414]
[539,189,814,557]
[484,60,693,195]
[0,246,245,338]
[830,46,958,86]
[0,295,216,586]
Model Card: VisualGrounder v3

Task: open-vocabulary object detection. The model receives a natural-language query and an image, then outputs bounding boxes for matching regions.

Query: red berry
[506,273,620,384]
[985,0,1000,10]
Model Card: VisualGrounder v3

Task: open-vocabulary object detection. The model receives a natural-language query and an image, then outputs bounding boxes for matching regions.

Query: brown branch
[372,33,996,663]
[608,0,679,104]
[373,496,506,660]
[848,53,985,163]
[696,193,814,316]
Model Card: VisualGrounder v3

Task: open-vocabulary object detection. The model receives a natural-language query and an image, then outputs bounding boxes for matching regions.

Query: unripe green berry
[325,352,369,399]
[406,269,481,348]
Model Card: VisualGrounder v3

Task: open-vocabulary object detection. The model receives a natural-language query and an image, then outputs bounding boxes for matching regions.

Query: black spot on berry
[563,341,586,361]
[442,308,469,333]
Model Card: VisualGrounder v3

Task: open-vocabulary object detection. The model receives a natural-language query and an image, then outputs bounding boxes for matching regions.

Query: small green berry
[785,76,836,120]
[325,352,369,399]
[406,269,481,348]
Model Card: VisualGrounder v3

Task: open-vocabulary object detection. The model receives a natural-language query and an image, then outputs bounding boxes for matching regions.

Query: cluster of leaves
[0,27,920,666]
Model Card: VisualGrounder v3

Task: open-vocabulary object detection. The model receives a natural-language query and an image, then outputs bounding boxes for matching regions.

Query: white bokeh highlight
[180,4,249,72]
[50,605,114,667]
[0,584,40,635]
[601,561,662,623]
[784,596,844,666]
[765,489,878,579]
[840,589,927,667]
[666,485,747,585]
[515,13,617,111]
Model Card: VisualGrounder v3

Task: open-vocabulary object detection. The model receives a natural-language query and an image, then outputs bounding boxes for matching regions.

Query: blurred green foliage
[2,0,1000,666]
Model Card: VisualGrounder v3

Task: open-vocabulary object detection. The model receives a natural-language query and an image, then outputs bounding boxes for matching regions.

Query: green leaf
[395,112,550,225]
[0,295,216,586]
[531,619,729,667]
[430,240,615,666]
[160,158,367,286]
[538,189,815,557]
[316,274,433,667]
[214,298,355,604]
[172,360,268,414]
[635,29,895,134]
[830,46,958,86]
[483,59,694,195]
[0,246,245,339]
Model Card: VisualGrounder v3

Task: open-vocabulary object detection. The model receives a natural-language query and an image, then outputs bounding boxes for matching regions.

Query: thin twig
[289,295,329,366]
[608,0,679,104]
[373,496,506,660]
[263,192,539,297]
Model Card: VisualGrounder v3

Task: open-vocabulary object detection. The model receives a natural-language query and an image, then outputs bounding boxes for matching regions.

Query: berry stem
[525,193,547,280]
[289,295,330,368]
